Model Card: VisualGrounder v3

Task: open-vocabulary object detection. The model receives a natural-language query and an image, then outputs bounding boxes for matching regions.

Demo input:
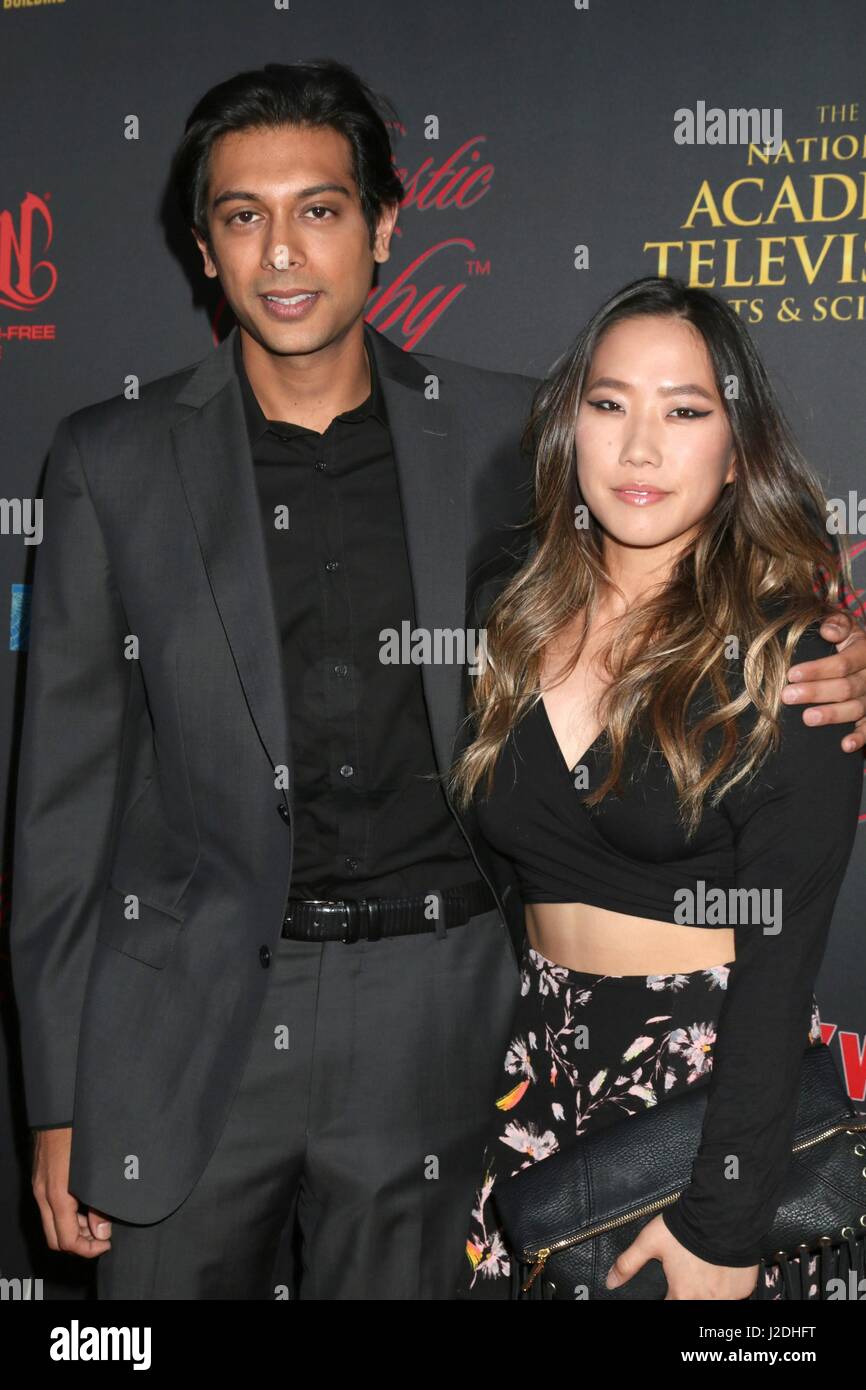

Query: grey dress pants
[95,905,519,1299]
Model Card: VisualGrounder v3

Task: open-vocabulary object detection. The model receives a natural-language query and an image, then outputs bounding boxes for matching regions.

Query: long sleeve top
[474,619,863,1265]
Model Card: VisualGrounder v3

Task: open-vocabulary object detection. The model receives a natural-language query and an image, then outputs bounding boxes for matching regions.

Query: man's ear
[372,201,400,265]
[192,229,219,280]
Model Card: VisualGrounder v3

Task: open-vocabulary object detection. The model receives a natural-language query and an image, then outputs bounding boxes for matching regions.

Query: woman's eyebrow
[585,376,715,402]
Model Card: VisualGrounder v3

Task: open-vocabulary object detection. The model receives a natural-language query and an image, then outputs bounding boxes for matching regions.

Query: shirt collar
[232,325,388,445]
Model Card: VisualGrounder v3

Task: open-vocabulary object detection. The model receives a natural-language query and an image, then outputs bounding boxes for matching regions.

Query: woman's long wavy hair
[447,276,853,835]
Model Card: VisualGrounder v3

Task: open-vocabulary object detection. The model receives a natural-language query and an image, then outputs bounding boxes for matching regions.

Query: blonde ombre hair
[447,277,855,836]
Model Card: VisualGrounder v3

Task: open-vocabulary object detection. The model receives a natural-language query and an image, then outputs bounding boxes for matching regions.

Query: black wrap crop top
[473,622,864,1267]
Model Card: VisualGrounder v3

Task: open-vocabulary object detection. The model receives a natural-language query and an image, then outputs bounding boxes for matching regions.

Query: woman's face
[575,314,737,567]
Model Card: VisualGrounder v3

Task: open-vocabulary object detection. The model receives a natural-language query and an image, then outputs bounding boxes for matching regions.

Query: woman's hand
[605,1213,759,1300]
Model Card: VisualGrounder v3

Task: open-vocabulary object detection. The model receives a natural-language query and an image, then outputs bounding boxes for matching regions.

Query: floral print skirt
[456,941,823,1300]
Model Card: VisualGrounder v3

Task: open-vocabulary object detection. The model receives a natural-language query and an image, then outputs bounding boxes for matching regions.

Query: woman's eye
[585,400,710,418]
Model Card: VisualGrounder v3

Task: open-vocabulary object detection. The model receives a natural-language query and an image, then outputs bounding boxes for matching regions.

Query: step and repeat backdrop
[1,0,864,1296]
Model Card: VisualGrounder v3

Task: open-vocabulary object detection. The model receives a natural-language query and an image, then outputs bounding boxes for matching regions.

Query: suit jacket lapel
[171,334,291,805]
[170,321,468,797]
[364,323,468,780]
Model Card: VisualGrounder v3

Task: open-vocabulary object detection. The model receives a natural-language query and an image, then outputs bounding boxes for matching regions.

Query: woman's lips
[612,487,670,507]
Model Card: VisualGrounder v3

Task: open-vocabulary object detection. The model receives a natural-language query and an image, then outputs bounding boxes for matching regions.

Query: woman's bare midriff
[525,901,736,974]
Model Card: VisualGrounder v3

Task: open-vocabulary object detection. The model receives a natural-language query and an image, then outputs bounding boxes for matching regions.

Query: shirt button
[259,945,271,968]
[339,764,354,778]
[334,663,348,677]
[325,560,339,572]
[345,857,359,871]
[315,460,326,471]
[277,802,290,822]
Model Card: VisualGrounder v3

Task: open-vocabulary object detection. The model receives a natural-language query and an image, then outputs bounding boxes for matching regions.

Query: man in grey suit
[12,60,866,1300]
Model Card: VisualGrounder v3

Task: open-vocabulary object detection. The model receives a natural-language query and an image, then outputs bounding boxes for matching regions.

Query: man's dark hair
[170,59,405,251]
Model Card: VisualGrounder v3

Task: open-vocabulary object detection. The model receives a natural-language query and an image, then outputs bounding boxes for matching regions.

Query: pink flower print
[468,1228,510,1280]
[646,972,691,992]
[527,948,571,997]
[465,1171,513,1283]
[504,1036,537,1083]
[701,964,730,990]
[628,1083,658,1105]
[668,1021,717,1082]
[478,1228,511,1278]
[469,1171,495,1227]
[500,1119,560,1164]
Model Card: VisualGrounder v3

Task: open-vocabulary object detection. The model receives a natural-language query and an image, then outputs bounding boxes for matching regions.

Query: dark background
[1,0,863,1296]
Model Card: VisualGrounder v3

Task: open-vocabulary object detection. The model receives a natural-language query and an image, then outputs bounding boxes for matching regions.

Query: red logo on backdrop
[366,132,494,350]
[848,538,866,617]
[848,538,866,827]
[0,192,57,310]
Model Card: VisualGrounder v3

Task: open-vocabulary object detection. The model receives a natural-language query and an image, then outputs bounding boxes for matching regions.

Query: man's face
[193,122,398,355]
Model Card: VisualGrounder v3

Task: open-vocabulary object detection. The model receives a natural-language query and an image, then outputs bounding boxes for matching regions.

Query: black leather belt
[281,879,497,943]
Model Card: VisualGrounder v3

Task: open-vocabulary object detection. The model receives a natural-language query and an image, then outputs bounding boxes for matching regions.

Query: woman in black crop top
[449,276,864,1301]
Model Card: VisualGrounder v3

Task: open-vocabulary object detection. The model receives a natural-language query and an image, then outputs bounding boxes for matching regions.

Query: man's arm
[782,610,866,752]
[10,412,131,1128]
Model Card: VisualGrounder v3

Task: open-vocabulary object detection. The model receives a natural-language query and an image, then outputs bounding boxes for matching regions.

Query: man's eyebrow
[585,376,716,402]
[212,183,353,210]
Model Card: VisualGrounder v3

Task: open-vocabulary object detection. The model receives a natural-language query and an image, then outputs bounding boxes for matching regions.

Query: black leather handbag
[494,1043,866,1300]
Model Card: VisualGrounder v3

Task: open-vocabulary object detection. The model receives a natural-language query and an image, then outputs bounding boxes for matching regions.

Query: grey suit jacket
[10,321,540,1222]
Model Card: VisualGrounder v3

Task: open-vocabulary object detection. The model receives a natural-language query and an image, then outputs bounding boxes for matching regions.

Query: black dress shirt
[26,332,486,1132]
[233,327,480,900]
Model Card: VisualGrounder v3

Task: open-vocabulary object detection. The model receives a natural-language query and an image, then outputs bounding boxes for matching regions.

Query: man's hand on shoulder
[782,610,866,752]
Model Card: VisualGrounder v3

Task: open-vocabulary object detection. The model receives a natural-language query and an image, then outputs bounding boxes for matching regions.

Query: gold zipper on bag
[520,1115,866,1292]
